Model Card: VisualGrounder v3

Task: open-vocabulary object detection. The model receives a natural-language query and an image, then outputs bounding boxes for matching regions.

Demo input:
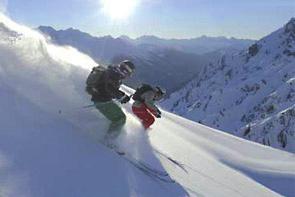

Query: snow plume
[0,13,97,68]
[0,13,100,130]
[0,14,111,196]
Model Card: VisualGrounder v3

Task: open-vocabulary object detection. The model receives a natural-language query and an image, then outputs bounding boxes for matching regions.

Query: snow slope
[0,14,294,197]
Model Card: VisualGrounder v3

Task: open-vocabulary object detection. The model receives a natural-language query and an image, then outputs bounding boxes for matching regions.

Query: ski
[153,148,188,173]
[99,141,175,183]
[124,157,175,183]
[137,160,169,177]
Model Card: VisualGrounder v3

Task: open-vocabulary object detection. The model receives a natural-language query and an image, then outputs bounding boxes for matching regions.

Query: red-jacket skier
[132,85,166,129]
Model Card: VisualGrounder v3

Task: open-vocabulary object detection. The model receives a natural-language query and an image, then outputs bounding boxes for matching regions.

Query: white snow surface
[0,14,294,197]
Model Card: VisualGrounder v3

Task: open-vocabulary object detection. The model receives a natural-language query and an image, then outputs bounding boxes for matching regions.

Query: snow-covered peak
[118,35,133,42]
[164,18,295,153]
[38,25,55,34]
[247,17,295,59]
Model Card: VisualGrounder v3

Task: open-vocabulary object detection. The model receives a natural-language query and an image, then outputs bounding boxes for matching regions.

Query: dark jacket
[91,66,125,102]
[132,89,160,114]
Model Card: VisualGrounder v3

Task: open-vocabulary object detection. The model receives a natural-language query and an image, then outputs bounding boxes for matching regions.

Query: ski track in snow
[0,14,294,197]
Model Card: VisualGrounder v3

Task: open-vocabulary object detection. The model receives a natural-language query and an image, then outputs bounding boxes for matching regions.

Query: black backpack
[132,84,153,102]
[85,66,106,95]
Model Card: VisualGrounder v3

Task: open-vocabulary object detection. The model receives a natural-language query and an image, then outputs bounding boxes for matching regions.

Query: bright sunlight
[100,0,139,20]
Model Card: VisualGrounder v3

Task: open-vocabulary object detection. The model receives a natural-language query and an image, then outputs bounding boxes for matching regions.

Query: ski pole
[83,104,96,108]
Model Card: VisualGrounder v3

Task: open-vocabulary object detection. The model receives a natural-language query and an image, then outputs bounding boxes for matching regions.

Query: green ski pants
[95,101,126,139]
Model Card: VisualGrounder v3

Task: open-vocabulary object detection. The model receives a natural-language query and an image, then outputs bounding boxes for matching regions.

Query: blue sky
[4,0,295,39]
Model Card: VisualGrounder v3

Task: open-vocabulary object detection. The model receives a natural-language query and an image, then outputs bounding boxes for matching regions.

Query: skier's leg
[95,101,126,139]
[132,105,155,129]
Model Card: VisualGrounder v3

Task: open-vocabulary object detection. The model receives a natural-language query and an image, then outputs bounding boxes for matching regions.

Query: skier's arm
[142,91,160,115]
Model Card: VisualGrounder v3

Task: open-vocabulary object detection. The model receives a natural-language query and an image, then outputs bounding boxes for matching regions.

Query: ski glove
[120,95,131,104]
[116,91,126,99]
[155,109,161,118]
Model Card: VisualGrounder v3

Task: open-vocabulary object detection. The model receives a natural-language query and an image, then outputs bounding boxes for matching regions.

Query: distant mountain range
[38,26,254,94]
[120,34,254,54]
[163,18,295,153]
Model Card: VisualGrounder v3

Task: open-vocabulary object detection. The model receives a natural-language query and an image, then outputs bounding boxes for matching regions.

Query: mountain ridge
[38,25,255,55]
[163,17,295,153]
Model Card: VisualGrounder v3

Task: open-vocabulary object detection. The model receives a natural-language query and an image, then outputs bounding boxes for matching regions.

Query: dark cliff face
[282,18,295,57]
[284,18,295,35]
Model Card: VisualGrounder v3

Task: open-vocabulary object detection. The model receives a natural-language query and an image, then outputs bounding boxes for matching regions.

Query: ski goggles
[120,63,134,76]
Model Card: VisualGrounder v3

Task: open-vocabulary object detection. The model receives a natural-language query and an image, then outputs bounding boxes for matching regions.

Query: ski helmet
[118,60,135,77]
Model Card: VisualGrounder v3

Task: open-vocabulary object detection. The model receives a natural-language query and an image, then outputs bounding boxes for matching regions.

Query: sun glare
[100,0,138,20]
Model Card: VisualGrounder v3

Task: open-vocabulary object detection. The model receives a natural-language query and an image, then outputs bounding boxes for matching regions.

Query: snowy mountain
[0,14,294,197]
[163,18,295,153]
[38,26,208,94]
[123,35,255,55]
[38,26,134,63]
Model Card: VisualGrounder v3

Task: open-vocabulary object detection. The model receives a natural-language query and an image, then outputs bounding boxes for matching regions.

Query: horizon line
[38,25,259,41]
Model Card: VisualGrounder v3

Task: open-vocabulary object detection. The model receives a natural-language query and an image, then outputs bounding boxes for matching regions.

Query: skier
[86,60,135,142]
[132,84,166,129]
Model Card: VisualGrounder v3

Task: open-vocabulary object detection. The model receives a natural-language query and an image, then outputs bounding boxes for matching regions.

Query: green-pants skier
[85,60,135,142]
[95,101,126,139]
